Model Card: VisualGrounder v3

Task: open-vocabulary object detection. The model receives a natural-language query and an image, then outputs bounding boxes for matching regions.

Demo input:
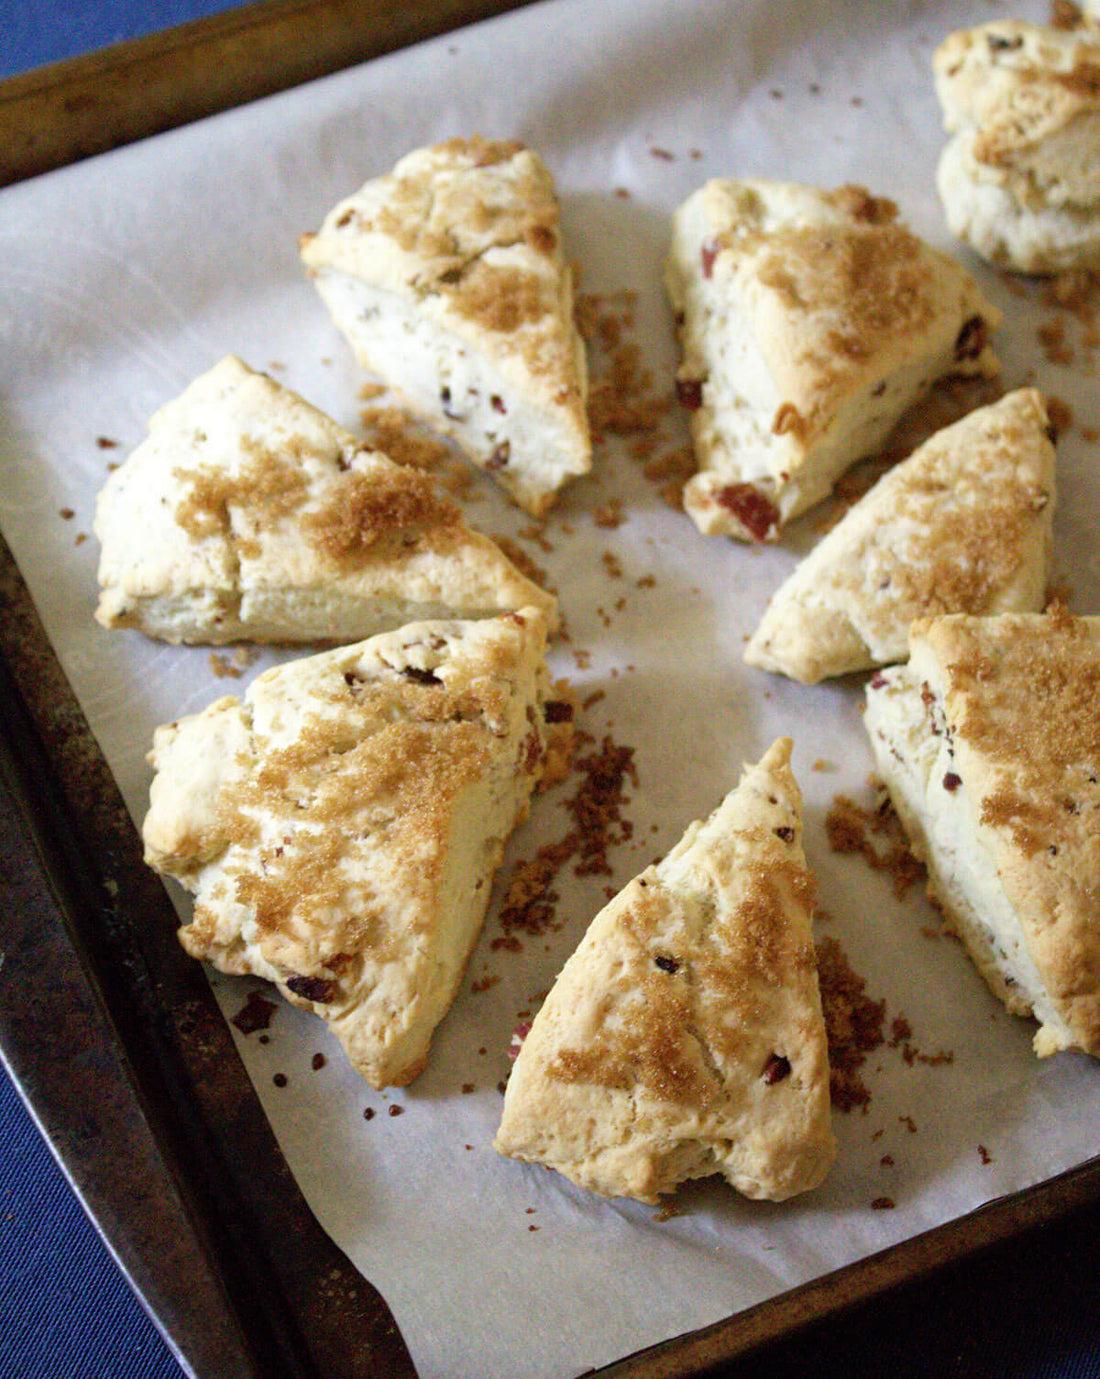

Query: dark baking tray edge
[0,533,418,1379]
[0,0,541,185]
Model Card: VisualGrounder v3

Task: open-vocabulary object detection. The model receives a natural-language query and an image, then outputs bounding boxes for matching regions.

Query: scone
[665,180,1001,541]
[143,608,559,1086]
[299,137,591,516]
[745,390,1056,683]
[934,20,1100,273]
[94,357,556,643]
[864,609,1100,1058]
[494,739,835,1204]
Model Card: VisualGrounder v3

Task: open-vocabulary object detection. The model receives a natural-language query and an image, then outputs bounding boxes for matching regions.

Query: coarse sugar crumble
[825,791,925,900]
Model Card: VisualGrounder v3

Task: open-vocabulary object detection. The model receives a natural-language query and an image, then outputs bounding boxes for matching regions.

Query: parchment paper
[2,1,1099,1375]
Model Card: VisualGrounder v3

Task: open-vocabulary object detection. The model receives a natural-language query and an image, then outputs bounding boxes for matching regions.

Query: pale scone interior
[664,179,1001,540]
[495,739,835,1205]
[300,138,591,516]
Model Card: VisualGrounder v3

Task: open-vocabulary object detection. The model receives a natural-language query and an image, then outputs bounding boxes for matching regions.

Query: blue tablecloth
[3,4,1100,1377]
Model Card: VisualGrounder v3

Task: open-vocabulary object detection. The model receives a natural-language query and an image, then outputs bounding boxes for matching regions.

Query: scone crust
[745,389,1056,682]
[934,21,1100,271]
[300,138,591,513]
[665,180,1001,539]
[143,608,555,1086]
[94,356,556,642]
[495,739,835,1204]
[910,610,1100,1055]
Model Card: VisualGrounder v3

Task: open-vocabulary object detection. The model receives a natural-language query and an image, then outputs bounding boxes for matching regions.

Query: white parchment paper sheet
[2,1,1099,1375]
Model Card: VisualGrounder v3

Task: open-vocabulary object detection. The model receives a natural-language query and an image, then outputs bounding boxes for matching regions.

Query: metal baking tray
[3,5,1100,1376]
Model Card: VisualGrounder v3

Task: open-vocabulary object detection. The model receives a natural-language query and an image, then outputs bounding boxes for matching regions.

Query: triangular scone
[299,137,591,516]
[745,390,1056,683]
[94,357,556,644]
[864,610,1100,1058]
[143,608,561,1087]
[495,740,835,1204]
[934,20,1100,273]
[664,180,1002,541]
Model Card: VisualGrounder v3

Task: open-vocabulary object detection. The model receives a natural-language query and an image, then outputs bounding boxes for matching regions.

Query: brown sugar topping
[756,224,935,378]
[300,466,458,562]
[173,434,459,568]
[938,613,1100,857]
[182,627,541,977]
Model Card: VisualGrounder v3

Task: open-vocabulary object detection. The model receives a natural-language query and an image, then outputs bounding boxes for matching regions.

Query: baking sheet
[2,1,1099,1376]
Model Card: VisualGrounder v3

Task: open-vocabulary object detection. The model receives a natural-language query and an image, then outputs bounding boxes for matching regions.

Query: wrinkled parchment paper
[2,1,1099,1375]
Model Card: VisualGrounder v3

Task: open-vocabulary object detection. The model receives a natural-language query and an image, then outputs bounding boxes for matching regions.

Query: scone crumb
[816,934,887,1113]
[495,733,639,946]
[825,793,925,899]
[231,989,278,1034]
[1050,1,1083,28]
[209,652,244,679]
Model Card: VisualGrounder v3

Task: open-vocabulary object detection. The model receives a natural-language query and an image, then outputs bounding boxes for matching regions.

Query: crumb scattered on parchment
[1045,574,1075,609]
[825,791,926,900]
[232,989,278,1034]
[491,733,639,952]
[1050,1,1082,29]
[1046,395,1074,438]
[577,289,689,509]
[816,934,887,1113]
[96,436,120,450]
[209,645,260,680]
[887,1014,954,1068]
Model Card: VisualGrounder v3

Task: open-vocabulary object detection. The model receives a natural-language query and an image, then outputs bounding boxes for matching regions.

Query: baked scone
[934,20,1100,273]
[143,608,560,1086]
[93,357,556,643]
[494,739,835,1204]
[665,180,1001,541]
[864,609,1100,1058]
[299,137,591,516]
[745,390,1056,683]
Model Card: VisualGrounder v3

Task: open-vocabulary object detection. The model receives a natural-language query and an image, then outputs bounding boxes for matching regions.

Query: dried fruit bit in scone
[864,608,1100,1058]
[299,137,591,516]
[934,20,1100,273]
[494,739,836,1204]
[142,609,557,1088]
[94,357,556,644]
[664,179,1000,541]
[745,390,1056,682]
